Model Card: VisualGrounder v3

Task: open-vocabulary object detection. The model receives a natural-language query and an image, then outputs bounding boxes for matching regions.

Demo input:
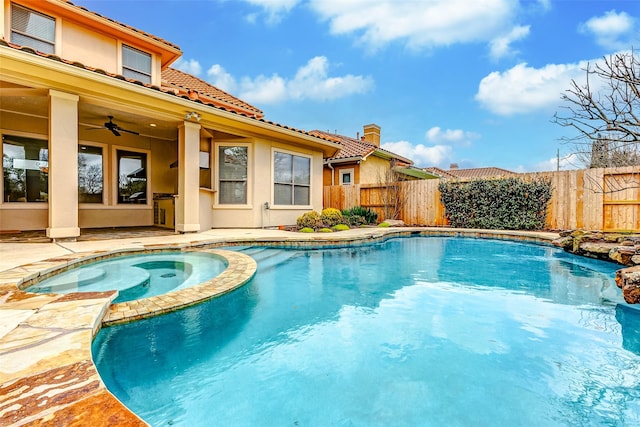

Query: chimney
[449,163,459,170]
[362,123,381,147]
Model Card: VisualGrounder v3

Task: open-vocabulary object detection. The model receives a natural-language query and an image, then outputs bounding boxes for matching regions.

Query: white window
[122,45,152,83]
[340,168,354,185]
[218,146,248,204]
[273,151,310,206]
[11,4,55,54]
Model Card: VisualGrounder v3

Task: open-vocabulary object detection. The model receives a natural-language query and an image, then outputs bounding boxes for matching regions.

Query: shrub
[378,222,390,227]
[438,177,552,230]
[347,215,367,227]
[342,206,378,225]
[318,227,334,233]
[332,224,350,231]
[321,208,343,227]
[299,227,315,233]
[297,211,322,229]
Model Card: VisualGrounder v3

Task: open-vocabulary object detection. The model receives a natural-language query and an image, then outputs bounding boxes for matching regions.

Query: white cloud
[489,25,530,60]
[580,10,637,50]
[241,0,301,24]
[475,61,592,115]
[425,126,479,146]
[206,56,373,104]
[173,58,202,76]
[382,140,453,168]
[207,64,238,93]
[308,0,517,52]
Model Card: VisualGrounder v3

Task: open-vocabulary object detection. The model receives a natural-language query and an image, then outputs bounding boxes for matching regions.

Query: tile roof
[0,39,337,143]
[162,68,263,118]
[311,130,412,164]
[424,166,516,180]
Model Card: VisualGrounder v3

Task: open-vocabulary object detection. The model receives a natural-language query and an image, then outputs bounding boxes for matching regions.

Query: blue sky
[81,0,640,172]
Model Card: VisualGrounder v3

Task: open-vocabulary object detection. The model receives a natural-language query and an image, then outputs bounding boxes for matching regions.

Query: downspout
[328,161,335,185]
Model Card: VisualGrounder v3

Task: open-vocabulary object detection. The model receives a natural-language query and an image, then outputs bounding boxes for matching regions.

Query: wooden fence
[323,166,640,232]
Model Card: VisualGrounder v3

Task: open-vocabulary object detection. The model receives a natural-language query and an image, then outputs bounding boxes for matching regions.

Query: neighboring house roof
[162,68,263,118]
[393,166,438,180]
[311,130,413,164]
[425,166,516,180]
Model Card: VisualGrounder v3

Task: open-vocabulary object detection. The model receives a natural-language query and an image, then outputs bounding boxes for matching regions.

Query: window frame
[271,148,312,208]
[339,168,355,186]
[214,142,251,207]
[78,142,107,206]
[10,3,56,54]
[112,146,150,207]
[121,44,152,84]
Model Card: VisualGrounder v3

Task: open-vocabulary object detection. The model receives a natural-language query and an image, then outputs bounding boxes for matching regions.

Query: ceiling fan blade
[111,128,121,137]
[119,128,140,136]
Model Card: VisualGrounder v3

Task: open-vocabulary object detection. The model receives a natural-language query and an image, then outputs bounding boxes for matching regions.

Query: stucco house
[0,0,340,239]
[314,124,436,186]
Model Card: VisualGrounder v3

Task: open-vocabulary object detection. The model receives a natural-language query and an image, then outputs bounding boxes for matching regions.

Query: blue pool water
[92,237,640,426]
[27,251,226,303]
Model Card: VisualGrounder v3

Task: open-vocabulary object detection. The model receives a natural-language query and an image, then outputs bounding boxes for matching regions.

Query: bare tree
[376,161,407,221]
[554,50,640,192]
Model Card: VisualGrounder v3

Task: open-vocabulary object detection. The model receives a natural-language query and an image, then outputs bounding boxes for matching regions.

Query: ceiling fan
[98,116,139,137]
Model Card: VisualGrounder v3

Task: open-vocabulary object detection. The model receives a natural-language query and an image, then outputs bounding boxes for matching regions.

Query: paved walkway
[0,227,559,426]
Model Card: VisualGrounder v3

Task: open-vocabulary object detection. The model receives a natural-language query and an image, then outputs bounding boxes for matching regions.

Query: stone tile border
[102,249,257,326]
[0,228,560,426]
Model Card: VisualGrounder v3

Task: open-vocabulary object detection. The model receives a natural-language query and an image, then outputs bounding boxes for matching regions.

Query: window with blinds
[122,45,152,84]
[10,3,55,54]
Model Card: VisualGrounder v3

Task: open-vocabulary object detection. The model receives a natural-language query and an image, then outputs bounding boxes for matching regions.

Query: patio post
[46,90,80,240]
[175,121,201,232]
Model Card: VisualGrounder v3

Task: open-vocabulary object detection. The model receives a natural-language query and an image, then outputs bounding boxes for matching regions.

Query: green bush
[346,215,366,227]
[438,177,552,230]
[297,211,322,229]
[377,222,390,227]
[299,227,315,233]
[321,208,344,227]
[318,227,334,233]
[332,224,350,231]
[342,206,378,225]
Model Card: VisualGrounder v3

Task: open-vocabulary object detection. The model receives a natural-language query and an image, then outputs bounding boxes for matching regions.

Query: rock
[609,246,637,266]
[616,266,640,304]
[559,230,573,237]
[382,219,405,227]
[552,236,573,249]
[632,255,640,265]
[578,242,616,259]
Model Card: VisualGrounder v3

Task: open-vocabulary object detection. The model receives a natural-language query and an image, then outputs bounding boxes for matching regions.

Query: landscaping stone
[616,266,640,304]
[554,230,640,304]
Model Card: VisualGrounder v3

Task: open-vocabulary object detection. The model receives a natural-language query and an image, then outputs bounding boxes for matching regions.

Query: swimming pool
[26,251,226,303]
[92,237,640,426]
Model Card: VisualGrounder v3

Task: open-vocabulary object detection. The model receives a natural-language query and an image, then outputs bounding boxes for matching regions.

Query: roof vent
[449,163,459,170]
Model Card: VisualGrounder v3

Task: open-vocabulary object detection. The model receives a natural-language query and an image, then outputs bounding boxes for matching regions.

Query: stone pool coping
[0,227,559,426]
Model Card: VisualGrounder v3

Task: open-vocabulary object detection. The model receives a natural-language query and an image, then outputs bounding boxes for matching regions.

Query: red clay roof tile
[424,166,516,180]
[162,68,263,117]
[311,130,412,164]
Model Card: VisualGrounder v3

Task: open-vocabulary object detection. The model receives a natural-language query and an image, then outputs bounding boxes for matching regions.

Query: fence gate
[603,170,640,232]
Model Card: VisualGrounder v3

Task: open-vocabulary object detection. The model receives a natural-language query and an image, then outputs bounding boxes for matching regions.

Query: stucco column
[175,121,201,232]
[46,90,80,240]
